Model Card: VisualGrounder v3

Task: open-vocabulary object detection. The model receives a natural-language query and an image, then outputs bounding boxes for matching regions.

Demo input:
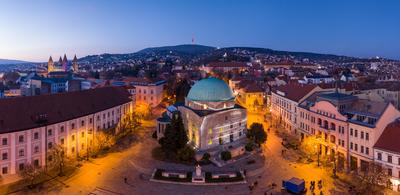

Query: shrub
[202,153,211,161]
[245,142,254,152]
[220,151,232,161]
[177,146,195,162]
[152,131,157,139]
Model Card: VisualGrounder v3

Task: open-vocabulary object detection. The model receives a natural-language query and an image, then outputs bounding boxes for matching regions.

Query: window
[60,126,64,133]
[48,142,53,149]
[81,120,85,126]
[71,147,75,153]
[350,128,353,136]
[366,147,369,155]
[361,131,364,139]
[34,132,39,139]
[72,135,75,141]
[18,149,24,157]
[48,129,52,136]
[377,153,382,160]
[361,146,364,153]
[81,132,85,138]
[60,138,64,145]
[366,133,369,141]
[355,144,358,151]
[19,163,24,171]
[388,168,392,176]
[81,143,84,149]
[89,118,93,124]
[208,128,212,135]
[208,139,212,145]
[2,152,7,160]
[18,135,24,143]
[388,155,393,163]
[34,159,39,167]
[2,138,7,145]
[354,130,358,137]
[2,167,7,174]
[34,146,39,153]
[350,142,353,150]
[71,123,75,129]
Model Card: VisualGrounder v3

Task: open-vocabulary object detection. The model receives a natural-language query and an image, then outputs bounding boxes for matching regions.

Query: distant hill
[0,59,30,65]
[137,44,216,55]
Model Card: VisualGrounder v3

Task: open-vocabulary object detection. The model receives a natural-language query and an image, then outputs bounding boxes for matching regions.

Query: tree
[19,163,45,188]
[175,79,191,103]
[48,144,66,176]
[247,123,267,146]
[220,151,232,161]
[177,146,195,162]
[352,162,390,195]
[93,131,115,153]
[158,113,188,158]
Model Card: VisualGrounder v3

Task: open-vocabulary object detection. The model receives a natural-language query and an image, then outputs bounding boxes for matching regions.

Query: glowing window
[208,128,213,135]
[208,139,212,145]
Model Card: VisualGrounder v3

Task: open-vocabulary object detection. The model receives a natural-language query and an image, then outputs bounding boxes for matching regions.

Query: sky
[0,0,399,62]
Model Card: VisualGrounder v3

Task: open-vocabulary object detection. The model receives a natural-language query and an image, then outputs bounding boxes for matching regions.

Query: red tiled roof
[374,119,400,154]
[243,84,264,93]
[0,87,131,133]
[274,84,317,102]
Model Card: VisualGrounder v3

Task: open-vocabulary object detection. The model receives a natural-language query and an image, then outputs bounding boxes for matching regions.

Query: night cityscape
[1,1,400,194]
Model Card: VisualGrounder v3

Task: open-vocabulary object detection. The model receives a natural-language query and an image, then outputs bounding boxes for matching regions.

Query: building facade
[0,87,132,179]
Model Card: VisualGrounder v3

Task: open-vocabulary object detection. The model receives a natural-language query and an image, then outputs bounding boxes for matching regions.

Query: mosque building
[157,77,247,151]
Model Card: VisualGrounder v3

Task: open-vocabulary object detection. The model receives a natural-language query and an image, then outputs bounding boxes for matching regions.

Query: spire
[58,56,63,64]
[62,54,67,63]
[72,54,79,73]
[48,56,53,63]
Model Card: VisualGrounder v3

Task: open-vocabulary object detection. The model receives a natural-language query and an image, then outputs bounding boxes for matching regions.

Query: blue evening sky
[0,0,399,62]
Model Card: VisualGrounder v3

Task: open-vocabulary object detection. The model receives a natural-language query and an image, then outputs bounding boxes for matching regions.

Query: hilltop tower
[47,56,54,73]
[72,54,79,73]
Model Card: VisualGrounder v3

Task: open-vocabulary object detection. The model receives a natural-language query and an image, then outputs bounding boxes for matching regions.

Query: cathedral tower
[47,56,54,73]
[72,55,79,73]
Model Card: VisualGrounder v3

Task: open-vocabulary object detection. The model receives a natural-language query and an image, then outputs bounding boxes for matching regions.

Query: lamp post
[315,144,320,167]
[333,145,338,178]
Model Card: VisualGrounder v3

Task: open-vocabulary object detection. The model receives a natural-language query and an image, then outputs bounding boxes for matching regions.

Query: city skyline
[1,0,400,62]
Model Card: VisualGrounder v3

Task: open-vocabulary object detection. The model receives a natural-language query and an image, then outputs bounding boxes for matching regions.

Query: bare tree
[19,163,45,188]
[352,162,389,195]
[48,144,66,176]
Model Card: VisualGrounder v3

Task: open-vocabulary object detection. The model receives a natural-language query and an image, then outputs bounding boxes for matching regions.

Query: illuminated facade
[0,87,132,179]
[178,78,247,151]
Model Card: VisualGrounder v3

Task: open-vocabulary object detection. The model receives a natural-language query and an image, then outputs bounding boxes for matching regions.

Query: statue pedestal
[191,165,205,183]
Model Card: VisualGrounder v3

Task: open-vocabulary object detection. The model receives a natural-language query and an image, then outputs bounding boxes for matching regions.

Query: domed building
[171,77,247,151]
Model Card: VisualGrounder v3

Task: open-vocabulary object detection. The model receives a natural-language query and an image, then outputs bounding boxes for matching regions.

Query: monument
[192,164,205,183]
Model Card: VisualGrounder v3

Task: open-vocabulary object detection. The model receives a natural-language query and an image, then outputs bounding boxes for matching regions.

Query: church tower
[47,56,54,73]
[62,54,68,71]
[72,55,79,73]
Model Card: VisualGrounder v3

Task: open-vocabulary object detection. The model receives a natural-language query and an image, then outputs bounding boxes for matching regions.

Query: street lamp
[333,145,338,178]
[315,144,320,167]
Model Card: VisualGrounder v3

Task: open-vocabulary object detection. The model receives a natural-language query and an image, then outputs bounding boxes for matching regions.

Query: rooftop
[0,87,131,133]
[374,119,400,154]
[274,84,317,102]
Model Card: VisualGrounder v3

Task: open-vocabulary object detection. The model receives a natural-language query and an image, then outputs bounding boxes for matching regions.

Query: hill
[137,44,216,55]
[0,59,30,65]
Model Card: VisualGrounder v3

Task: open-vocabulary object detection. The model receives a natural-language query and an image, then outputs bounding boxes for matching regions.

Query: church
[47,54,79,75]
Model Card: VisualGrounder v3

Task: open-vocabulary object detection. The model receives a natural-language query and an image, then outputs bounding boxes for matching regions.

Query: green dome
[187,78,234,102]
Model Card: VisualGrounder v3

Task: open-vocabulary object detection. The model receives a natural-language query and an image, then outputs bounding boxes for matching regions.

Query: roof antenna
[192,34,195,45]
